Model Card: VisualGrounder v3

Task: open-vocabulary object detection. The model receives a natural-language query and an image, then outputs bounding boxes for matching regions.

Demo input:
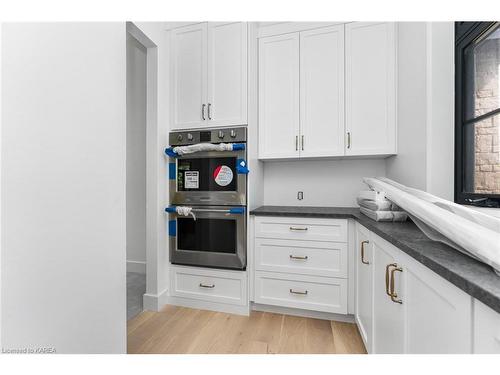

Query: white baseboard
[127,260,146,274]
[143,288,168,312]
[251,302,356,323]
[166,296,250,316]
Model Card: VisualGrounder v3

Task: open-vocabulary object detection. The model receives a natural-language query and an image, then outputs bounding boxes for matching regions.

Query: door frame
[126,22,164,311]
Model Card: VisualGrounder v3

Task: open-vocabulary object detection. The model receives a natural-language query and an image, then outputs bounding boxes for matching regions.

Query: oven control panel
[169,127,247,146]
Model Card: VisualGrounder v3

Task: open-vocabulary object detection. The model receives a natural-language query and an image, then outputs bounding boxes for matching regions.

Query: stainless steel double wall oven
[166,127,248,270]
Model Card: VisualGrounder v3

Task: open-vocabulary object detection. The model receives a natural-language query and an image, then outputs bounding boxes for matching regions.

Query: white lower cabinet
[473,299,500,353]
[170,265,247,306]
[254,271,347,314]
[252,216,349,315]
[372,235,405,353]
[360,225,473,354]
[355,223,374,353]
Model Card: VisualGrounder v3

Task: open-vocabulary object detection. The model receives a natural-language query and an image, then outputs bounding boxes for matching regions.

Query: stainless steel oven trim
[168,206,247,270]
[169,149,247,206]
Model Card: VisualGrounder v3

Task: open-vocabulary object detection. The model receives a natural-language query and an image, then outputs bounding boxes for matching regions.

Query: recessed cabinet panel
[355,223,373,353]
[208,22,248,126]
[405,260,472,353]
[300,25,345,157]
[171,23,208,129]
[258,33,300,158]
[372,239,405,354]
[474,299,500,353]
[345,22,396,155]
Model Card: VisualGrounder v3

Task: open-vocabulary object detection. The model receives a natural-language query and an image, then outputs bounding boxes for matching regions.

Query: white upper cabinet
[258,33,300,158]
[170,23,208,129]
[170,22,248,130]
[300,25,345,157]
[208,22,248,126]
[258,22,396,159]
[345,22,396,155]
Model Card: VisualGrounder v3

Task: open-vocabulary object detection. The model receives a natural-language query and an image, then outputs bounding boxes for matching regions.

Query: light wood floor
[127,305,367,354]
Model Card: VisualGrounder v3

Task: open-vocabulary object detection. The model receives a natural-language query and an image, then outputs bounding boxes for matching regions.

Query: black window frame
[455,21,500,207]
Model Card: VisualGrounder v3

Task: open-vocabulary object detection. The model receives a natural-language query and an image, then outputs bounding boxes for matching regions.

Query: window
[455,22,500,207]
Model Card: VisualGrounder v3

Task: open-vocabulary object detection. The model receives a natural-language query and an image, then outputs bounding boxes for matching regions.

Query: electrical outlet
[297,191,304,201]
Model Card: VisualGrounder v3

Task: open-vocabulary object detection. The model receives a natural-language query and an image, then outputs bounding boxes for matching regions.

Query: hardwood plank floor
[127,305,367,354]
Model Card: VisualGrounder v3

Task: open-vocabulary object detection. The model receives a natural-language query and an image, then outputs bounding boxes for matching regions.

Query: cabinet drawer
[255,238,347,278]
[254,216,347,242]
[171,266,247,306]
[254,271,347,314]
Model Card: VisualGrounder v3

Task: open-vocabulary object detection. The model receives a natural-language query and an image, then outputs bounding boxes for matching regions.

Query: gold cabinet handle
[199,283,215,289]
[289,289,308,295]
[289,255,308,260]
[295,135,298,151]
[385,263,397,297]
[361,240,370,265]
[347,132,351,149]
[390,267,403,304]
[301,135,304,151]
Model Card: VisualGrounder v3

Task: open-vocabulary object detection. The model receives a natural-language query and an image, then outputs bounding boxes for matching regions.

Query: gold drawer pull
[289,289,308,295]
[385,263,397,297]
[289,255,308,260]
[289,226,308,231]
[361,240,370,265]
[199,283,215,289]
[390,267,403,304]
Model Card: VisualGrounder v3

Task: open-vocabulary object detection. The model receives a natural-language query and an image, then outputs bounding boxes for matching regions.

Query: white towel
[175,206,196,220]
[360,207,408,222]
[357,198,401,211]
[358,190,386,202]
[173,143,233,156]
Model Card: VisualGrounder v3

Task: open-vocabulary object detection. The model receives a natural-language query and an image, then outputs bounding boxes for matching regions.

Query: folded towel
[360,207,408,222]
[358,190,386,202]
[357,198,401,211]
[175,206,196,220]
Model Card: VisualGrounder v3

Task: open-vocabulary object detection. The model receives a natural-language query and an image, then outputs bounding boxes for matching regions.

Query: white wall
[386,22,428,191]
[386,22,455,200]
[263,159,386,207]
[426,22,454,200]
[1,23,126,353]
[126,33,147,270]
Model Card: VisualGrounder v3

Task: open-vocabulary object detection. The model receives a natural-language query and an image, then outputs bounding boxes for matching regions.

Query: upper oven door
[170,148,247,206]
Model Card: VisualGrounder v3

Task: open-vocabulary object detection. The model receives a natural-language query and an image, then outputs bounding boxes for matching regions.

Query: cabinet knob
[218,130,225,139]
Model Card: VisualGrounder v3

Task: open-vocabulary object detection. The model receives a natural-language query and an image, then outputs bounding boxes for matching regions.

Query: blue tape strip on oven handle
[232,143,246,151]
[165,147,178,158]
[165,206,177,213]
[168,220,176,237]
[236,159,249,175]
[169,163,176,180]
[229,207,245,214]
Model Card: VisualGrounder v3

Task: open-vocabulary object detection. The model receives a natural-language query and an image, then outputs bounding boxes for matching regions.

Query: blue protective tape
[165,147,178,158]
[232,143,246,151]
[165,206,177,213]
[168,220,176,236]
[169,163,176,180]
[236,159,249,175]
[229,207,245,214]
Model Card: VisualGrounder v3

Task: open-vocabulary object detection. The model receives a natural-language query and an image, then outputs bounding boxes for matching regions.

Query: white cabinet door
[207,22,247,127]
[355,223,373,353]
[170,23,208,129]
[372,237,405,353]
[299,25,345,157]
[259,33,300,159]
[345,22,396,155]
[473,299,500,353]
[404,254,472,353]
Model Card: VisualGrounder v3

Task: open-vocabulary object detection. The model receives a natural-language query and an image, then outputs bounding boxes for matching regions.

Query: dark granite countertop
[250,205,500,314]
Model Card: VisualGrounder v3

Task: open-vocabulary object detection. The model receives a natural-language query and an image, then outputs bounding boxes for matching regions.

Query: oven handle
[165,206,245,215]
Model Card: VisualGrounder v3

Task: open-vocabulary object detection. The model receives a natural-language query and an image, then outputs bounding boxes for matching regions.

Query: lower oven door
[168,206,247,270]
